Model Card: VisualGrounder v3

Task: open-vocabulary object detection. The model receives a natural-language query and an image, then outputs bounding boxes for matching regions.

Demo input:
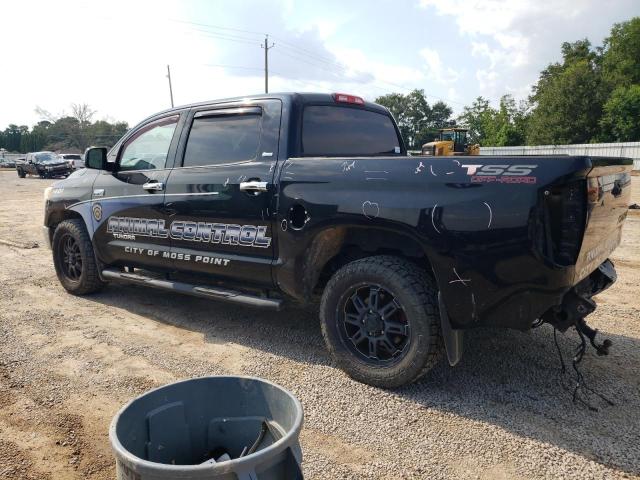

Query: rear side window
[302,106,401,156]
[183,114,261,167]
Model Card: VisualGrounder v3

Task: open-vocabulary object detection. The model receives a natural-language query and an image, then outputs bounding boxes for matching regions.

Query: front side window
[119,116,178,171]
[302,106,401,156]
[182,114,261,168]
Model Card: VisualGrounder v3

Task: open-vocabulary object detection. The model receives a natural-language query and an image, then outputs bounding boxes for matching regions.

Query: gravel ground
[0,170,639,479]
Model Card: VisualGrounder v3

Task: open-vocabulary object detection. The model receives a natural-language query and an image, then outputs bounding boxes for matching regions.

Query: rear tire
[320,255,443,388]
[52,219,105,295]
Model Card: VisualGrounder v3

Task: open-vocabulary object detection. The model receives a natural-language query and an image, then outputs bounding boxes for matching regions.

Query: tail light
[538,181,587,265]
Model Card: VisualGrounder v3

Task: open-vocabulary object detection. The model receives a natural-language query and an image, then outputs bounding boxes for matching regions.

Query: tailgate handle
[143,181,165,192]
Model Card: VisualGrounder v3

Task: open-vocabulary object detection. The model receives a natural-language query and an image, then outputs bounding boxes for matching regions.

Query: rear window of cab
[301,106,401,157]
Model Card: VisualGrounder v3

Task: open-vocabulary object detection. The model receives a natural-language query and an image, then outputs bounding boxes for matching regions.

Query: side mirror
[85,147,109,170]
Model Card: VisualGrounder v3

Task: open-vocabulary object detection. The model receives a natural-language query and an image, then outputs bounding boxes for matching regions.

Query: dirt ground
[0,170,639,479]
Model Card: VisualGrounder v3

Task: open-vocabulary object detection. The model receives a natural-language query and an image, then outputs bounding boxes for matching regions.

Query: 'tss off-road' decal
[461,164,538,184]
[106,216,272,248]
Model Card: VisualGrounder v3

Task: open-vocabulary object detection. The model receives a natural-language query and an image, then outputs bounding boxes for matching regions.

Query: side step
[101,268,283,310]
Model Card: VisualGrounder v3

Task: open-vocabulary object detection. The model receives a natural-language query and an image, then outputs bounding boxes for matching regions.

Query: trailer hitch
[575,317,612,356]
[540,260,617,410]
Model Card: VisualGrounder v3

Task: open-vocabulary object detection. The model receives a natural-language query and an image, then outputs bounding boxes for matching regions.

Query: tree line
[0,103,128,154]
[376,17,640,149]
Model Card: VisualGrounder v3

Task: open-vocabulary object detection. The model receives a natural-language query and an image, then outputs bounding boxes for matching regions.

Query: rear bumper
[541,259,617,330]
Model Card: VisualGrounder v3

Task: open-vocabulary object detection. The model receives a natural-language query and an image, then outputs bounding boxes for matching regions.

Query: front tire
[17,168,25,178]
[52,219,105,295]
[320,256,443,388]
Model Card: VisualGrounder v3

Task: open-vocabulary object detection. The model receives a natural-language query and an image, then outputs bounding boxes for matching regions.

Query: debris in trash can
[109,376,304,479]
[200,452,231,465]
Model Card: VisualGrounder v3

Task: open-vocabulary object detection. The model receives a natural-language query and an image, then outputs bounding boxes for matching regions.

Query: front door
[91,113,184,270]
[163,100,282,286]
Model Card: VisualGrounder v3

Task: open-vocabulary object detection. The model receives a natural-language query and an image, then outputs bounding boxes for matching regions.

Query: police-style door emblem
[92,203,103,221]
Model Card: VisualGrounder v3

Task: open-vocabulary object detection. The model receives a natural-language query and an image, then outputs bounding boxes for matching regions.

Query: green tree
[457,95,529,146]
[2,125,28,152]
[526,40,603,144]
[601,18,640,88]
[88,120,129,147]
[456,97,494,144]
[1,104,128,153]
[375,89,452,150]
[599,85,640,141]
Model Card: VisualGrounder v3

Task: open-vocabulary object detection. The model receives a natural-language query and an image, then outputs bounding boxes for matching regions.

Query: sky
[1,0,638,129]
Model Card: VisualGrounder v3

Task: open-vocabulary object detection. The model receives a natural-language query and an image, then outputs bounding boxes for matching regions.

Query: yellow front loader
[421,128,480,156]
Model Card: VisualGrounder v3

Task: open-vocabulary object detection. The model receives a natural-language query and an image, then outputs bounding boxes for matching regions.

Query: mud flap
[438,292,464,366]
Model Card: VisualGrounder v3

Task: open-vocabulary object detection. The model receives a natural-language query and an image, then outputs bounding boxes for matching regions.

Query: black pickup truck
[42,93,632,388]
[17,151,72,178]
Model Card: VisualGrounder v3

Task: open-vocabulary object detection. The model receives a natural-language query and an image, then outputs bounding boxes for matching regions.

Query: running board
[101,269,283,310]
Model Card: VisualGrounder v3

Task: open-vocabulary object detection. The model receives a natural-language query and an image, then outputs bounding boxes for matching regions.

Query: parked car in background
[58,153,85,170]
[16,151,72,178]
[0,158,17,168]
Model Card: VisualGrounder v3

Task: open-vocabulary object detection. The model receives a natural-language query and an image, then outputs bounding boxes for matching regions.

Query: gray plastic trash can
[109,376,304,480]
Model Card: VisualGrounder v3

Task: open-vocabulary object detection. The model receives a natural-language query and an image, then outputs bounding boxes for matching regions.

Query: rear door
[163,100,281,286]
[91,113,184,270]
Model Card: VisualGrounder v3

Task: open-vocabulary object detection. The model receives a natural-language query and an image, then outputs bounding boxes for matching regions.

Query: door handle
[143,181,165,192]
[239,180,268,194]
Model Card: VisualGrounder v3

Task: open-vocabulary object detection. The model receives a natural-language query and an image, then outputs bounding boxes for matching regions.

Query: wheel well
[47,209,84,232]
[311,227,434,294]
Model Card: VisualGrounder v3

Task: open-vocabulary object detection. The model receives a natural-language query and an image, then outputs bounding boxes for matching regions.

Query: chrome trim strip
[66,191,221,209]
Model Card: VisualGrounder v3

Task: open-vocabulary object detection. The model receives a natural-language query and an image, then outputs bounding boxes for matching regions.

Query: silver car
[58,153,85,170]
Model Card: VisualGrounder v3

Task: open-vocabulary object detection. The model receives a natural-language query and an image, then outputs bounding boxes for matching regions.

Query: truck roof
[141,92,390,123]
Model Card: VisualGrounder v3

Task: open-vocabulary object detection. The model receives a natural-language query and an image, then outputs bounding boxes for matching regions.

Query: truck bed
[275,155,633,330]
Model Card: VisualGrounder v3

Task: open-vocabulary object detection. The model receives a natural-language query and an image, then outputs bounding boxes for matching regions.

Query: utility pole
[261,35,275,93]
[166,65,174,108]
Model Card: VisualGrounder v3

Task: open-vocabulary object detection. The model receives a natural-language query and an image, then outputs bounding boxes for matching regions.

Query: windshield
[439,131,455,142]
[35,153,58,162]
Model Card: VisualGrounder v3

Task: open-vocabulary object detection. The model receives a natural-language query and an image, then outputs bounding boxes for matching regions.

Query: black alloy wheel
[340,284,410,365]
[52,219,105,295]
[320,255,444,388]
[59,233,83,282]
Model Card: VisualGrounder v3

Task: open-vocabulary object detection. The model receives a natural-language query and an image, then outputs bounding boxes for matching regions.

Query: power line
[168,18,264,38]
[186,30,260,46]
[202,63,265,72]
[165,18,464,104]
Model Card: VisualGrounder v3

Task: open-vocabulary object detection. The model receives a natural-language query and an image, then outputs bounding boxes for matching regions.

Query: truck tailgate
[574,159,632,283]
